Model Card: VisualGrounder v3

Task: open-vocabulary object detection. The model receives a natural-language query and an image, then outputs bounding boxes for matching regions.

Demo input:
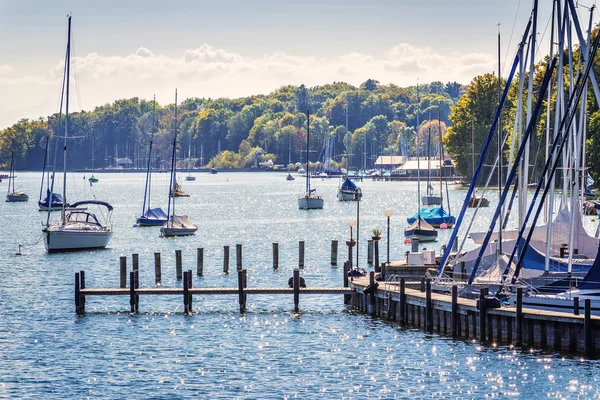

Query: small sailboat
[161,89,198,237]
[137,95,168,227]
[185,143,196,181]
[43,16,113,252]
[404,217,437,242]
[405,85,437,242]
[337,177,362,201]
[6,151,28,202]
[286,130,295,181]
[88,137,99,183]
[421,125,441,205]
[298,109,324,210]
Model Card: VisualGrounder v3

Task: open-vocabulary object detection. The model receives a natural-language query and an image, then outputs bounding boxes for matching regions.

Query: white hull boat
[298,195,324,210]
[161,215,197,237]
[6,192,29,202]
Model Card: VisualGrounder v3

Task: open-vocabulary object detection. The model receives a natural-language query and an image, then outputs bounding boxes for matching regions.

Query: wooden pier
[74,252,355,314]
[349,273,600,357]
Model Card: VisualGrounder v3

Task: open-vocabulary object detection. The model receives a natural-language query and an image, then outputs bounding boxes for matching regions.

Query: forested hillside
[0,80,462,171]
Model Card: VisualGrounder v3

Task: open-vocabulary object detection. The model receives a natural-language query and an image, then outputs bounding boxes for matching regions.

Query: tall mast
[416,83,421,227]
[438,108,443,204]
[166,90,178,220]
[497,24,503,255]
[305,109,310,194]
[61,15,72,225]
[141,95,156,215]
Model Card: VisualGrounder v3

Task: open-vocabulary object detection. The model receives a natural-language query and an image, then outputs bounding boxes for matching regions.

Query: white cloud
[0,42,495,129]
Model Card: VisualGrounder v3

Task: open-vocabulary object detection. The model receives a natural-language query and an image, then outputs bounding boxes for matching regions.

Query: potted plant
[372,228,382,240]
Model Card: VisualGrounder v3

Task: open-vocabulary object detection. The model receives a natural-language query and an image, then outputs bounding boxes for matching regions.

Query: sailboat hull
[421,195,441,205]
[404,229,438,242]
[337,189,361,202]
[6,193,29,202]
[298,196,324,210]
[38,201,66,211]
[44,228,112,252]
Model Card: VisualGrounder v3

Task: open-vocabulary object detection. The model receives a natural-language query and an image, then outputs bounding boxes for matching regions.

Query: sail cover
[341,178,358,191]
[577,243,600,290]
[166,215,197,229]
[141,207,168,221]
[406,216,435,231]
[407,206,456,225]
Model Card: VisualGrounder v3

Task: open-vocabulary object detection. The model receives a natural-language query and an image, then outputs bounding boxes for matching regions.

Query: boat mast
[61,15,72,225]
[141,95,156,215]
[438,108,443,204]
[416,83,421,228]
[8,151,13,195]
[39,124,50,203]
[305,109,311,194]
[497,24,503,255]
[166,90,178,220]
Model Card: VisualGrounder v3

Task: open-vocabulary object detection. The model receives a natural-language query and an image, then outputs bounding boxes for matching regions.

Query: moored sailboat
[137,95,168,227]
[161,90,198,237]
[43,16,113,252]
[6,151,28,202]
[298,109,324,210]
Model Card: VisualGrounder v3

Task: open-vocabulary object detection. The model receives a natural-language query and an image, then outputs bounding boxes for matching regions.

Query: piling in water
[176,250,182,280]
[154,252,162,285]
[367,240,373,264]
[223,246,230,274]
[299,241,305,269]
[197,248,204,277]
[331,240,338,267]
[120,256,127,288]
[236,244,242,271]
[272,243,279,269]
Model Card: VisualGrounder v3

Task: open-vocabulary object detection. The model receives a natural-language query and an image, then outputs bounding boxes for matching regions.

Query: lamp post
[347,219,356,270]
[356,193,360,270]
[384,209,393,265]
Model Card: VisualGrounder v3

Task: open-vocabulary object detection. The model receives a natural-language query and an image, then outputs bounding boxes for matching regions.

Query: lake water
[1,171,599,398]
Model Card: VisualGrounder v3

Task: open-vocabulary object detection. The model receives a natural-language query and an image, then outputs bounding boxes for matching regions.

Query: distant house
[399,157,455,177]
[374,156,407,170]
[115,157,133,169]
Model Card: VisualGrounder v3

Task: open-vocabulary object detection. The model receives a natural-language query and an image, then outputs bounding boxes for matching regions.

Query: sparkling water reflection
[1,172,599,398]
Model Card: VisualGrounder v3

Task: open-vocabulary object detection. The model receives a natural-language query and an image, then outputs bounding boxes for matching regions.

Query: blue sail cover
[520,243,593,275]
[407,206,456,226]
[139,207,168,225]
[40,190,66,207]
[341,178,358,191]
[577,244,600,290]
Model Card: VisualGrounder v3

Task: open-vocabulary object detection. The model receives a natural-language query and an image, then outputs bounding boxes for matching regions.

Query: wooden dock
[349,273,600,357]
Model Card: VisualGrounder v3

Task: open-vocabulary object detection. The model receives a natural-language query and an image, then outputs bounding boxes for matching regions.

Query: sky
[1,0,599,129]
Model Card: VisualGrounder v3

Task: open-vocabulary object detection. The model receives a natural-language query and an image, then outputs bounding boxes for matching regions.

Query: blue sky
[0,0,598,128]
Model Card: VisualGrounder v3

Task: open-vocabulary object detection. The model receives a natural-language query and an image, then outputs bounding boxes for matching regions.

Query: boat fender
[288,277,307,288]
[363,282,379,295]
[476,295,502,310]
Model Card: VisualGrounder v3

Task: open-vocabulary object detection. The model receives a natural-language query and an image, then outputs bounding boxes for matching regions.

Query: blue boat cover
[42,190,65,205]
[341,178,358,191]
[141,207,168,221]
[407,206,456,226]
[577,244,600,290]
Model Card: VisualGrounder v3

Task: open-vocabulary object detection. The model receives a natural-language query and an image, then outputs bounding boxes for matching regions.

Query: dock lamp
[347,219,356,270]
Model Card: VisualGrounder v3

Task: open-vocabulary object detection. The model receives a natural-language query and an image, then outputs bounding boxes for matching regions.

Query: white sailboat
[286,130,295,181]
[185,142,196,181]
[298,109,323,210]
[43,16,113,252]
[6,151,29,202]
[161,89,198,237]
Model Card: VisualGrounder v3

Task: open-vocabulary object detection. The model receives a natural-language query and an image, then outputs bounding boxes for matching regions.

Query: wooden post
[272,243,279,269]
[134,269,140,312]
[343,260,350,304]
[75,272,81,314]
[331,240,338,267]
[197,248,204,277]
[243,269,248,307]
[374,239,380,273]
[120,256,127,288]
[176,249,183,280]
[293,269,300,312]
[420,277,425,292]
[236,244,242,271]
[367,240,374,264]
[400,277,406,325]
[238,269,246,312]
[451,285,458,338]
[132,253,139,272]
[574,297,580,315]
[516,287,523,347]
[129,271,136,313]
[479,288,486,342]
[299,241,305,269]
[187,270,193,313]
[154,252,162,285]
[368,271,375,315]
[223,246,230,274]
[183,271,189,314]
[426,278,433,333]
[585,298,593,357]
